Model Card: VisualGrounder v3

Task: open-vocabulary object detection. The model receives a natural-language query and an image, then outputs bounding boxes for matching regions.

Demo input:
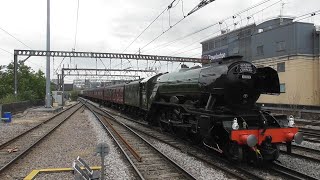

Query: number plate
[242,75,251,79]
[239,64,253,73]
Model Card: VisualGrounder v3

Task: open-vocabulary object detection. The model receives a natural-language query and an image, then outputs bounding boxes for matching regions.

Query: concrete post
[14,54,17,96]
[45,0,51,108]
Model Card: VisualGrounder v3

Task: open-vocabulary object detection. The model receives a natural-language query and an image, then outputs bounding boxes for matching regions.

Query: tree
[0,61,47,103]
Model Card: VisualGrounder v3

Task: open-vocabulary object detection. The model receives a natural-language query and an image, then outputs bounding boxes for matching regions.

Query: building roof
[200,17,314,44]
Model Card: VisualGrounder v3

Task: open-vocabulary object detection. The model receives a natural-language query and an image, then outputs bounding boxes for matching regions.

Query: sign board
[202,48,229,62]
[95,143,109,157]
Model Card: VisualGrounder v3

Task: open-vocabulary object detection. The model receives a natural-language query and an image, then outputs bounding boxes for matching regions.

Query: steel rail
[280,150,320,164]
[120,121,264,180]
[81,101,145,180]
[82,98,320,180]
[0,102,80,149]
[84,100,196,180]
[0,103,83,173]
[84,98,265,180]
[291,144,320,155]
[269,162,318,180]
[102,117,142,162]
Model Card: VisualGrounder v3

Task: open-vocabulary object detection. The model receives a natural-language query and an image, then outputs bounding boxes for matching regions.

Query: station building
[201,17,320,105]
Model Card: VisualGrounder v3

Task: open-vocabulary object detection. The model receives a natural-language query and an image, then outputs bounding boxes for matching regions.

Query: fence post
[0,104,2,118]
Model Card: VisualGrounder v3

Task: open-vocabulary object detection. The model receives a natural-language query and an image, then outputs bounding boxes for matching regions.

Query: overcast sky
[1,0,320,82]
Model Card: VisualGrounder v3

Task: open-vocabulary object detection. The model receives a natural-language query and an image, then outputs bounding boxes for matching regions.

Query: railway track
[82,99,267,180]
[83,100,196,180]
[268,162,318,180]
[299,127,320,143]
[83,98,320,180]
[106,107,320,180]
[279,144,320,164]
[0,102,83,173]
[116,117,266,180]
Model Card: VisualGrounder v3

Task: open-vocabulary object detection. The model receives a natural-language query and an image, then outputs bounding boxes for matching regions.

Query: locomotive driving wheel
[157,107,181,134]
[158,110,171,132]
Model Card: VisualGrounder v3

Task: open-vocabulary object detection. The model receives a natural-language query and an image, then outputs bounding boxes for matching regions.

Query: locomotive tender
[82,56,303,163]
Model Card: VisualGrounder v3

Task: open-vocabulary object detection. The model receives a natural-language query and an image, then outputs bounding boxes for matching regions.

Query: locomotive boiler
[83,56,303,164]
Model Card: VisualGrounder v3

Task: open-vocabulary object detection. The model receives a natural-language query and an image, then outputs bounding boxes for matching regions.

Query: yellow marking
[24,170,39,180]
[23,166,101,180]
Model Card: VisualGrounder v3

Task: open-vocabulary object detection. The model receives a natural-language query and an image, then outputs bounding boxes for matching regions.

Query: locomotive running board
[159,119,192,128]
[154,102,236,118]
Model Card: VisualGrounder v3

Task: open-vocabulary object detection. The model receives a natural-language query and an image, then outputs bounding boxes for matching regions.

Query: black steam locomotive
[83,56,302,163]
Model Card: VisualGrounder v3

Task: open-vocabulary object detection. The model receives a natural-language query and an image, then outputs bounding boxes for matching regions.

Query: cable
[136,0,217,53]
[121,0,177,53]
[142,0,277,54]
[0,47,13,55]
[54,57,66,75]
[73,0,80,50]
[153,10,320,72]
[0,27,32,50]
[171,46,202,56]
[171,5,317,58]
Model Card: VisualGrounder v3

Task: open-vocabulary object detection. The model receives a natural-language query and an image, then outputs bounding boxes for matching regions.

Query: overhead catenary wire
[121,0,177,53]
[0,47,13,55]
[0,27,33,50]
[154,10,320,71]
[179,8,320,59]
[146,1,281,70]
[118,0,271,72]
[73,0,80,50]
[143,0,279,55]
[135,0,217,54]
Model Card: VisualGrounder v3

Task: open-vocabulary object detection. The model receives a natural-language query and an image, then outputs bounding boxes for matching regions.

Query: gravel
[151,141,233,180]
[0,110,52,144]
[294,141,320,150]
[85,110,134,180]
[278,154,320,179]
[0,107,100,180]
[303,125,320,130]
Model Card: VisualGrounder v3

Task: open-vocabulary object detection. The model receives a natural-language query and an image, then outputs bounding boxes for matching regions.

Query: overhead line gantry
[13,49,206,96]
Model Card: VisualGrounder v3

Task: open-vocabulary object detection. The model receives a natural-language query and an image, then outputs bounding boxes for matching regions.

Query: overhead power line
[73,0,80,50]
[0,27,33,50]
[0,47,13,55]
[121,0,176,53]
[142,0,276,54]
[136,0,217,53]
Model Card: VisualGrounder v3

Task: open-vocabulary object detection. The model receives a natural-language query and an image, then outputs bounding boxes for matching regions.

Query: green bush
[0,62,46,104]
[70,90,79,101]
[0,94,20,104]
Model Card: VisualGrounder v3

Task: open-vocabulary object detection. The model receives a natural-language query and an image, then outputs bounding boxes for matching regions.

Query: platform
[29,106,63,113]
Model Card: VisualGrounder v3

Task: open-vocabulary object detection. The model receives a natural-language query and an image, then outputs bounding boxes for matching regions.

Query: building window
[203,43,209,51]
[232,47,239,54]
[209,41,215,50]
[277,62,285,72]
[214,39,221,48]
[276,41,286,51]
[221,38,227,46]
[257,45,264,55]
[280,83,286,93]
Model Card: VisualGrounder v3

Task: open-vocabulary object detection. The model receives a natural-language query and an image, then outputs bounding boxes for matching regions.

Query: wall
[255,56,320,105]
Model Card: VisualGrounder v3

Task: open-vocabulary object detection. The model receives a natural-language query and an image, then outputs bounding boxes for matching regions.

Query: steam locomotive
[82,56,303,164]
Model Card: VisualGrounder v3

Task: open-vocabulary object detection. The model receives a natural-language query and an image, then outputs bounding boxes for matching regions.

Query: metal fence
[0,100,44,117]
